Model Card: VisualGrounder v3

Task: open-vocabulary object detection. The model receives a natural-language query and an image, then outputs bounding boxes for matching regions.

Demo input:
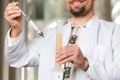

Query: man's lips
[70,0,86,3]
[73,1,81,5]
[71,1,85,6]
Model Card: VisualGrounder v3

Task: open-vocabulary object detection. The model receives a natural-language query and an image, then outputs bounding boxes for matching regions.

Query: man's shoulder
[99,19,120,28]
[97,19,120,34]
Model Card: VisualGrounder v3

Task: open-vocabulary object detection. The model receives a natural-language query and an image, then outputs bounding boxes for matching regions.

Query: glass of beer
[55,20,63,69]
[52,20,65,80]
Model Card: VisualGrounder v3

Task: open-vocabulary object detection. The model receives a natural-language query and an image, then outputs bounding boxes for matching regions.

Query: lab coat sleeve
[86,25,120,79]
[4,28,41,67]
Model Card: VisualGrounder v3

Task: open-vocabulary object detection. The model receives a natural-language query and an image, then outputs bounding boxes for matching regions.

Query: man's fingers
[58,56,74,64]
[7,10,20,16]
[6,6,20,15]
[4,2,21,19]
[56,46,73,57]
[10,13,21,19]
[8,2,19,7]
[56,50,74,64]
[6,6,19,12]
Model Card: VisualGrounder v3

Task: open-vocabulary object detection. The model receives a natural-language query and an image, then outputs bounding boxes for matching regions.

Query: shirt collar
[67,15,99,28]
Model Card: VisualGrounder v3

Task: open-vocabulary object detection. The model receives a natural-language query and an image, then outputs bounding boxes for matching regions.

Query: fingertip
[56,58,59,62]
[56,54,59,58]
[56,49,60,54]
[14,2,19,6]
[59,61,64,64]
[8,1,19,7]
[12,1,19,5]
[56,50,59,53]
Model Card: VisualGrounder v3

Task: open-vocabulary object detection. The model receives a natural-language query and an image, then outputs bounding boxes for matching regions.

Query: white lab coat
[4,16,120,80]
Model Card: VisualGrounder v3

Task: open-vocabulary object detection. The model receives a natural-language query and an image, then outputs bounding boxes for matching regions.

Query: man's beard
[70,7,86,17]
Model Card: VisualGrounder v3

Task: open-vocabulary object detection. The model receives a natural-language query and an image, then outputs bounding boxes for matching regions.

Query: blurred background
[0,0,120,80]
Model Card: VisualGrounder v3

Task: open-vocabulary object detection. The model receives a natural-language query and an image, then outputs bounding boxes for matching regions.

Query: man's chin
[70,8,86,17]
[72,13,82,17]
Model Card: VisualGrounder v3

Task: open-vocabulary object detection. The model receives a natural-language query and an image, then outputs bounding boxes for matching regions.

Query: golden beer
[56,33,62,69]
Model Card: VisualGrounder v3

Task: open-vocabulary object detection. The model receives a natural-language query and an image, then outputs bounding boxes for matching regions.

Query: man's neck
[71,11,95,27]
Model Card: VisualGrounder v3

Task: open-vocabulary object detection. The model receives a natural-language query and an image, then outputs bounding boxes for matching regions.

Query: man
[4,0,120,80]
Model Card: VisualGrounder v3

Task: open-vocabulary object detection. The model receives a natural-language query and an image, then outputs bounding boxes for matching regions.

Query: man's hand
[4,2,22,38]
[56,44,89,71]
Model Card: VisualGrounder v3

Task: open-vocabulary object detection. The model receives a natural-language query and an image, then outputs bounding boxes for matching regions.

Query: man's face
[66,0,95,17]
